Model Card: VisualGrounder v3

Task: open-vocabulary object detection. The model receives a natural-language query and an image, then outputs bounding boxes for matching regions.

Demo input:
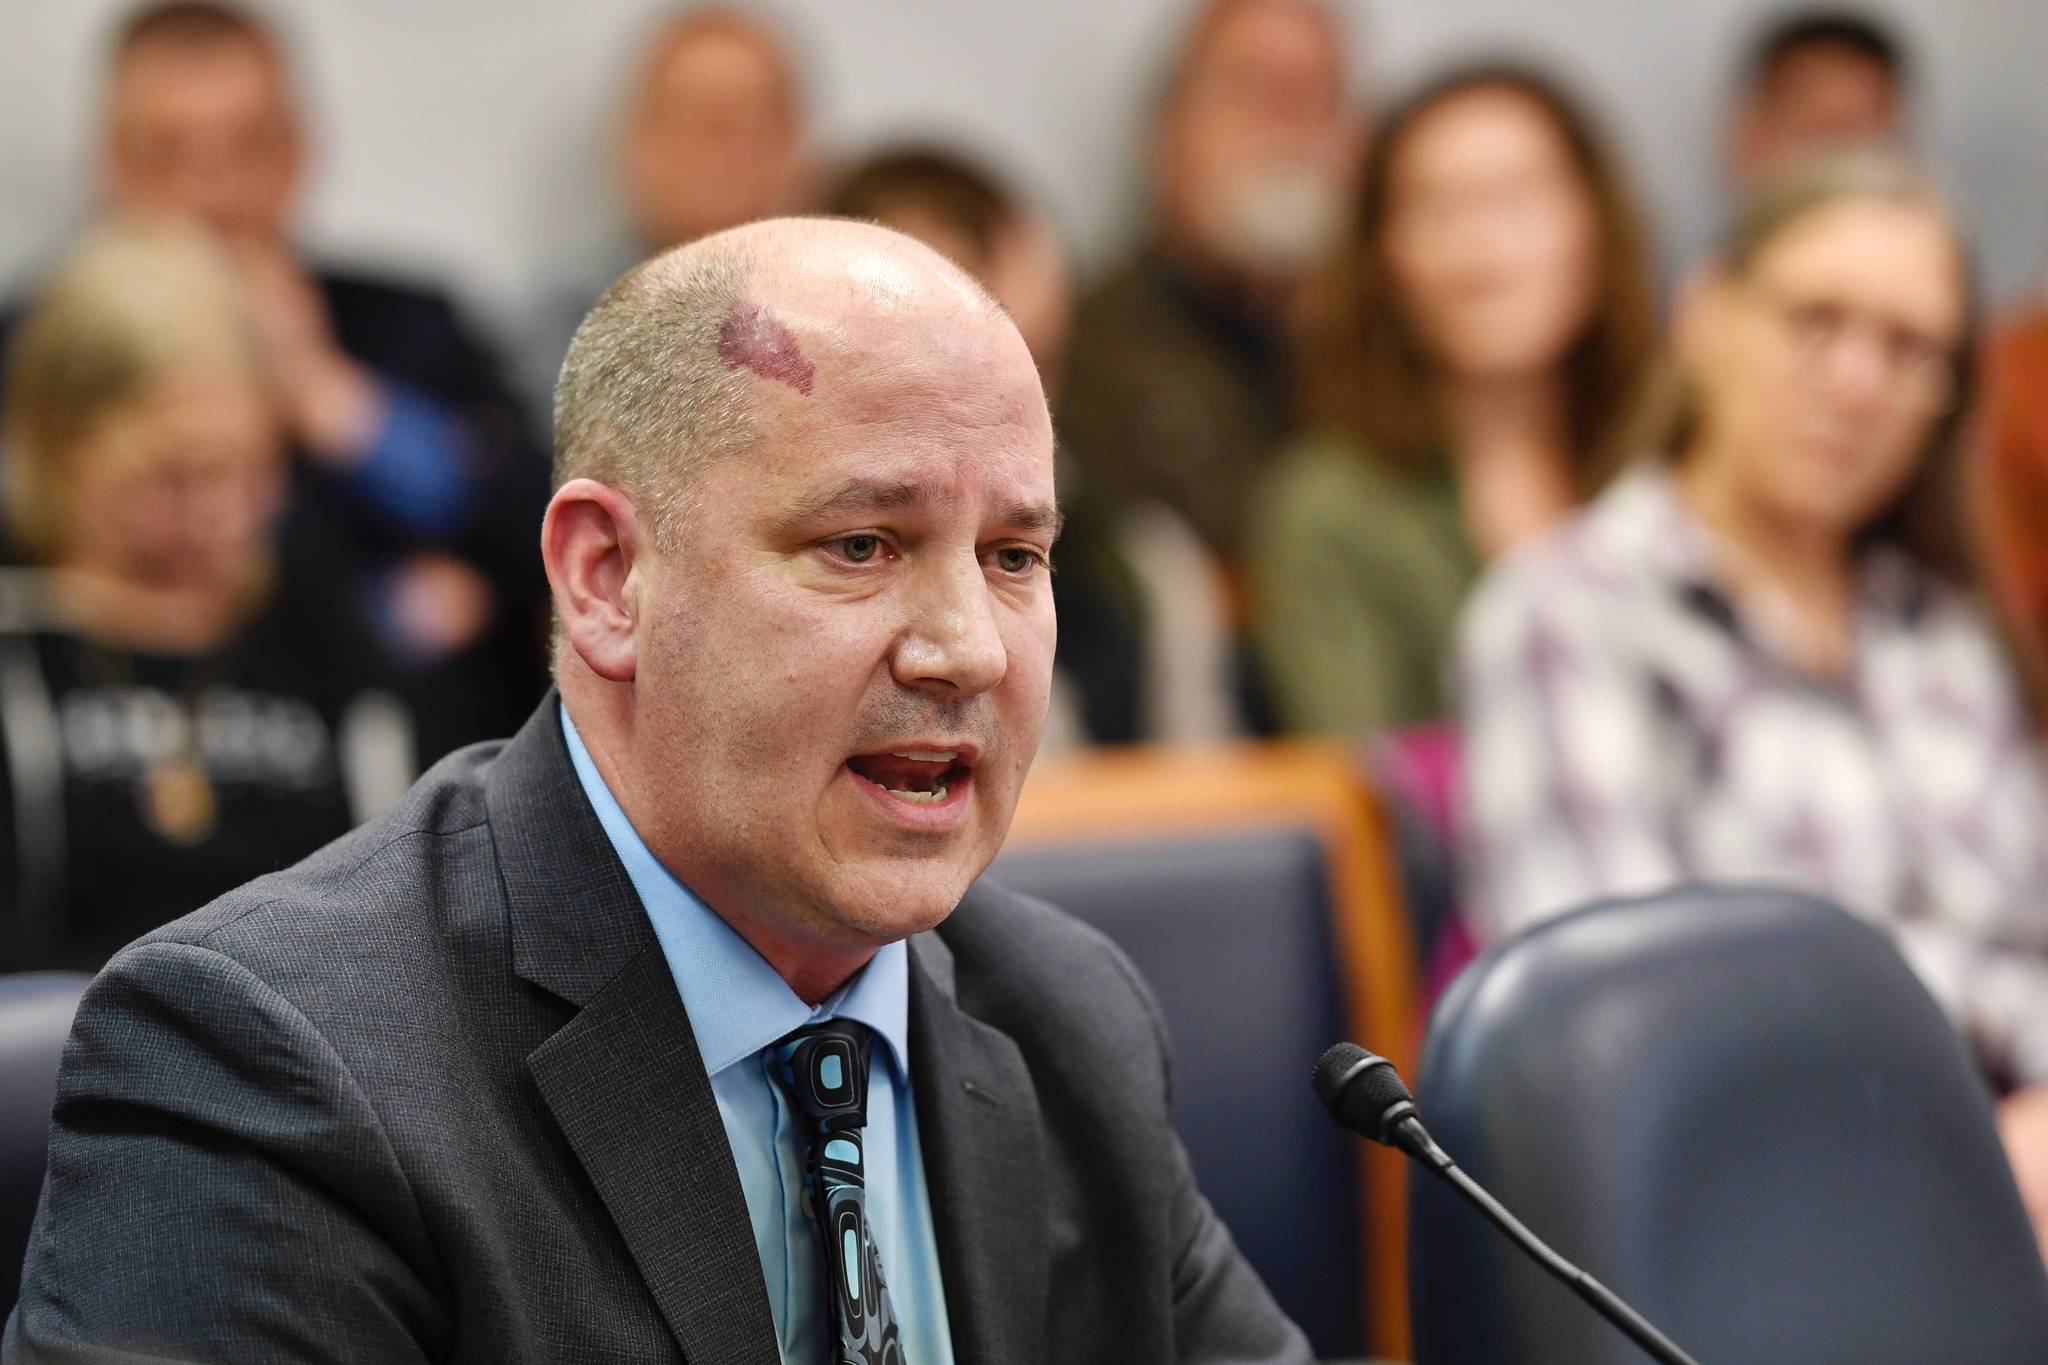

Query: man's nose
[891,555,1008,697]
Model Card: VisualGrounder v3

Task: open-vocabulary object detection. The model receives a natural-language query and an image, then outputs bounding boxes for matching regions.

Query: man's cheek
[775,612,894,688]
[1006,613,1059,701]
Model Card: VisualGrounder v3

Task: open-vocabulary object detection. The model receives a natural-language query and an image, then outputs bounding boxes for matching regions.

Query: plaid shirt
[1456,467,2048,1082]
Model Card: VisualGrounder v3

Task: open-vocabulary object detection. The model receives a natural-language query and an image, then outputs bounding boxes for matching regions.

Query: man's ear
[542,478,647,683]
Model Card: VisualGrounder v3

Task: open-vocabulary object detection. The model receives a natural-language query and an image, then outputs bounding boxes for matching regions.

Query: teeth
[887,785,949,805]
[891,750,957,763]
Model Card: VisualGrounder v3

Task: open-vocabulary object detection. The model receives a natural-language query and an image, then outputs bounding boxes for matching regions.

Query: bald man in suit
[4,218,1312,1364]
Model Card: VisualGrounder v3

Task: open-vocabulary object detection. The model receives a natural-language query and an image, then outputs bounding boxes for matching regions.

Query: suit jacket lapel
[909,930,1051,1365]
[489,697,780,1365]
[526,948,780,1365]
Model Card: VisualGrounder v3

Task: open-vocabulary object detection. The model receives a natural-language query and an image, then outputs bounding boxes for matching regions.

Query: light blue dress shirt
[561,708,956,1365]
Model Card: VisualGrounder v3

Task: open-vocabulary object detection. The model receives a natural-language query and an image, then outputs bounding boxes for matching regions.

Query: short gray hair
[551,243,758,541]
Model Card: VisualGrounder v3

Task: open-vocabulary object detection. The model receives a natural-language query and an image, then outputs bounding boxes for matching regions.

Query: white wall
[2,0,2044,351]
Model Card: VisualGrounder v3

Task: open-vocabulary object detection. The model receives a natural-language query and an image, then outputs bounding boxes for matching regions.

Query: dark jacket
[0,565,417,971]
[3,698,1311,1364]
[292,269,553,759]
[1057,246,1295,565]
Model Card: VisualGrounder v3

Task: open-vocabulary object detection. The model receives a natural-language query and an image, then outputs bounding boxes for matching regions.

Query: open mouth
[844,749,974,806]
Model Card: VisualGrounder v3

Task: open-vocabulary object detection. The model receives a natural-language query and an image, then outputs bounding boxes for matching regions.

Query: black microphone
[1313,1042,1702,1365]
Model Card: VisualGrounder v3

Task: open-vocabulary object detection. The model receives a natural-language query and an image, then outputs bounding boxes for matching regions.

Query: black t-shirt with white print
[0,571,416,971]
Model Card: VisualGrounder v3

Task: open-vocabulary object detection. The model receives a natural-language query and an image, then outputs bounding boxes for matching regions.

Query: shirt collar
[1587,465,1720,588]
[558,704,910,1081]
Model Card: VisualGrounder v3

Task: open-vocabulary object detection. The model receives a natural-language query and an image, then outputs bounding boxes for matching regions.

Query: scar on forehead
[717,300,815,396]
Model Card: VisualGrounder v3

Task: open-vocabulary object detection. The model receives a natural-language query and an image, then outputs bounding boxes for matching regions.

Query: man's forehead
[768,466,1059,526]
[117,31,279,84]
[621,220,1050,507]
[749,291,993,364]
[715,281,1033,417]
[113,38,287,120]
[1184,0,1342,92]
[654,26,784,91]
[720,301,816,396]
[736,425,1058,538]
[644,16,792,96]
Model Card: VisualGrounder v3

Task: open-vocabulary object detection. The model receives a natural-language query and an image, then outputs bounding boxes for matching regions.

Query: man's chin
[817,858,982,945]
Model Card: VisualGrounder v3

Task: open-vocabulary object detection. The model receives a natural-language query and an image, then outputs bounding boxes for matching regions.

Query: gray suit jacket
[4,699,1312,1364]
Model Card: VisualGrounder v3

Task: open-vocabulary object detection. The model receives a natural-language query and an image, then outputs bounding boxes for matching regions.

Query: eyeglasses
[1743,278,1960,414]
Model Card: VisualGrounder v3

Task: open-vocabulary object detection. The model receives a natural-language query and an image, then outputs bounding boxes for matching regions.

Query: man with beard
[1059,0,1361,568]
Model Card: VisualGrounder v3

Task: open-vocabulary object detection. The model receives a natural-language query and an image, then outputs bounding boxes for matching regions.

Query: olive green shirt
[1249,434,1480,735]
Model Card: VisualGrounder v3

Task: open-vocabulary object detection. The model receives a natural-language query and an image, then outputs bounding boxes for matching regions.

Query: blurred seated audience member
[1058,0,1361,567]
[623,7,810,253]
[1727,8,1908,192]
[1455,153,2048,1242]
[826,148,1242,746]
[1249,65,1656,735]
[17,0,553,759]
[526,6,810,408]
[1978,302,2048,702]
[825,150,1067,381]
[0,219,416,971]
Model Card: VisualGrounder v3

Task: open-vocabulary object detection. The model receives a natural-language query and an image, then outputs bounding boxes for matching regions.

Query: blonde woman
[0,218,414,969]
[1456,152,2048,1252]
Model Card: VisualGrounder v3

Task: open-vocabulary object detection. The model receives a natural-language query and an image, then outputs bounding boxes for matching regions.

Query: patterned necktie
[770,1020,907,1365]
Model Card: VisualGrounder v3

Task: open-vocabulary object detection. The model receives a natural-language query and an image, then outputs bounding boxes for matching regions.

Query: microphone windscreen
[1312,1042,1414,1139]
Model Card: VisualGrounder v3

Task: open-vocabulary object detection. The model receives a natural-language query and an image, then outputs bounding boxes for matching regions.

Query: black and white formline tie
[770,1019,907,1365]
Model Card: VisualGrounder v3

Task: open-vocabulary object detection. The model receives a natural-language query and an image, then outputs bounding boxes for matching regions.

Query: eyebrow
[771,477,1065,540]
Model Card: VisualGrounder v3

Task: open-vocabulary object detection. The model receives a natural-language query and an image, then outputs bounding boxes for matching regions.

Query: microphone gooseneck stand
[1392,1114,1701,1365]
[1312,1042,1702,1365]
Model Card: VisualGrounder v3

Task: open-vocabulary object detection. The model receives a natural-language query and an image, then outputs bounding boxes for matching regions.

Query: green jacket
[1249,434,1480,735]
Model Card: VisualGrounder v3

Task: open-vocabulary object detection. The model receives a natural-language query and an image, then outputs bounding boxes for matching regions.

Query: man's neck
[723,917,878,1007]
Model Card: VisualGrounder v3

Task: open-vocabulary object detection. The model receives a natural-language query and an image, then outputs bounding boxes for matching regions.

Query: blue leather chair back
[1409,886,2048,1365]
[1,972,88,1321]
[990,827,1366,1358]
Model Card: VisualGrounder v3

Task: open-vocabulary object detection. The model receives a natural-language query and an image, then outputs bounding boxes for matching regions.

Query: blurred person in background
[31,0,555,761]
[1058,0,1361,570]
[527,6,810,410]
[1727,8,1908,192]
[825,149,1068,387]
[1455,152,2048,1250]
[828,148,1244,747]
[1249,65,1656,736]
[0,218,415,971]
[623,7,810,255]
